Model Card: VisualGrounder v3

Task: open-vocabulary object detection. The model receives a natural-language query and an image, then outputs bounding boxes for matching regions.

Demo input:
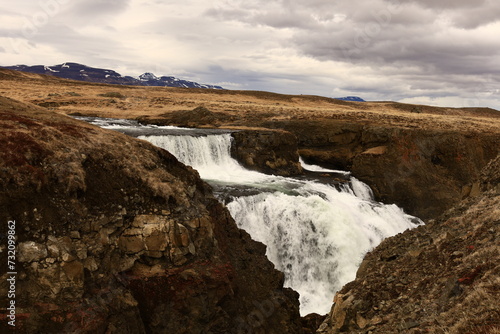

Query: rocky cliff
[260,119,499,220]
[0,96,303,333]
[317,154,500,333]
[230,130,303,176]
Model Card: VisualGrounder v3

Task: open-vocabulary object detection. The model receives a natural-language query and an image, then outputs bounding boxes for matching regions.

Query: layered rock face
[231,130,303,176]
[0,97,302,333]
[317,154,500,333]
[266,120,499,219]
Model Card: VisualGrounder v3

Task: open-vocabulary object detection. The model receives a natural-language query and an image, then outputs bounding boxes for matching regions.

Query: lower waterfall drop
[226,182,418,315]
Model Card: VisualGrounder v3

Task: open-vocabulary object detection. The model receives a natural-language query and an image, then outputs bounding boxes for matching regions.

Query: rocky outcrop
[264,120,499,219]
[350,128,499,219]
[231,130,304,176]
[0,96,302,333]
[316,154,500,333]
[138,106,235,128]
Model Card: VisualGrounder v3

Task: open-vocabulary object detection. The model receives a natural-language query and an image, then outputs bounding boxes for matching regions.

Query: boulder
[231,129,304,176]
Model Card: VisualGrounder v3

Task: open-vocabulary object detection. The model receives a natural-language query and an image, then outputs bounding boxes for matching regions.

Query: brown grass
[1,68,499,135]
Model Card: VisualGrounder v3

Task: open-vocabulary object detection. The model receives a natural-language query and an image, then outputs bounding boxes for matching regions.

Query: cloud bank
[1,0,499,109]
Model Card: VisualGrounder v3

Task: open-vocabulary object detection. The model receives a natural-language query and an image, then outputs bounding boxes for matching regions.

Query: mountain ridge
[334,96,365,102]
[1,62,224,89]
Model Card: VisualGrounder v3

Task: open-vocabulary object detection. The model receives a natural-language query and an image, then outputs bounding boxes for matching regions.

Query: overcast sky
[1,0,499,109]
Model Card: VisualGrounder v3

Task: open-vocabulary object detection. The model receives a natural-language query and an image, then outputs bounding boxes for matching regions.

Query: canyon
[0,68,499,333]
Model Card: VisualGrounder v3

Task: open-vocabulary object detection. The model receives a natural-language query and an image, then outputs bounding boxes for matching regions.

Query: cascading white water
[142,134,271,183]
[299,157,350,175]
[139,132,422,315]
[227,188,417,315]
[79,117,422,315]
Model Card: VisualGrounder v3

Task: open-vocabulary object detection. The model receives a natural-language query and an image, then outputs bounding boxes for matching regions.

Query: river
[76,116,422,315]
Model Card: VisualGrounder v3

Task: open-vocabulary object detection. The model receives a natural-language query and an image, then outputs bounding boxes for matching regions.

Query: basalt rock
[0,96,302,333]
[264,120,499,219]
[231,130,304,176]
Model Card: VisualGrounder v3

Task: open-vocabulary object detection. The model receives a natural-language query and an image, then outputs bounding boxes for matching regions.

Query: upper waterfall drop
[140,134,270,183]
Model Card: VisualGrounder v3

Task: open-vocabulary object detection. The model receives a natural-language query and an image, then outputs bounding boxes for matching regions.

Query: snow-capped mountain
[2,63,224,89]
[334,96,365,102]
[137,72,222,89]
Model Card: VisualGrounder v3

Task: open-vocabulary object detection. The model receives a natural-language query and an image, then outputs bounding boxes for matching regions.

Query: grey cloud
[449,4,500,29]
[28,23,132,63]
[397,0,487,10]
[70,0,130,16]
[205,7,251,22]
[3,0,499,109]
[193,64,336,96]
[208,0,500,78]
[206,5,316,30]
[283,1,500,106]
[56,0,131,26]
[394,0,499,28]
[289,1,500,74]
[0,6,24,16]
[253,11,319,29]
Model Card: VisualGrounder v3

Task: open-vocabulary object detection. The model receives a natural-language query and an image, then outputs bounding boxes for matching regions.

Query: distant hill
[334,96,365,102]
[1,62,224,89]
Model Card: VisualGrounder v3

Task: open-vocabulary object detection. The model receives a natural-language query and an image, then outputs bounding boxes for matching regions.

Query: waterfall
[226,187,417,315]
[81,117,422,316]
[141,134,270,183]
[139,133,422,315]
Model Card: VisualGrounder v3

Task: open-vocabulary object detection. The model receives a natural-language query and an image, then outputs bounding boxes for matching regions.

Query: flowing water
[78,117,423,315]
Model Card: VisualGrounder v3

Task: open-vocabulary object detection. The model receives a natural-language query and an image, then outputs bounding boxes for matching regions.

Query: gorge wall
[0,97,303,333]
[258,119,499,220]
